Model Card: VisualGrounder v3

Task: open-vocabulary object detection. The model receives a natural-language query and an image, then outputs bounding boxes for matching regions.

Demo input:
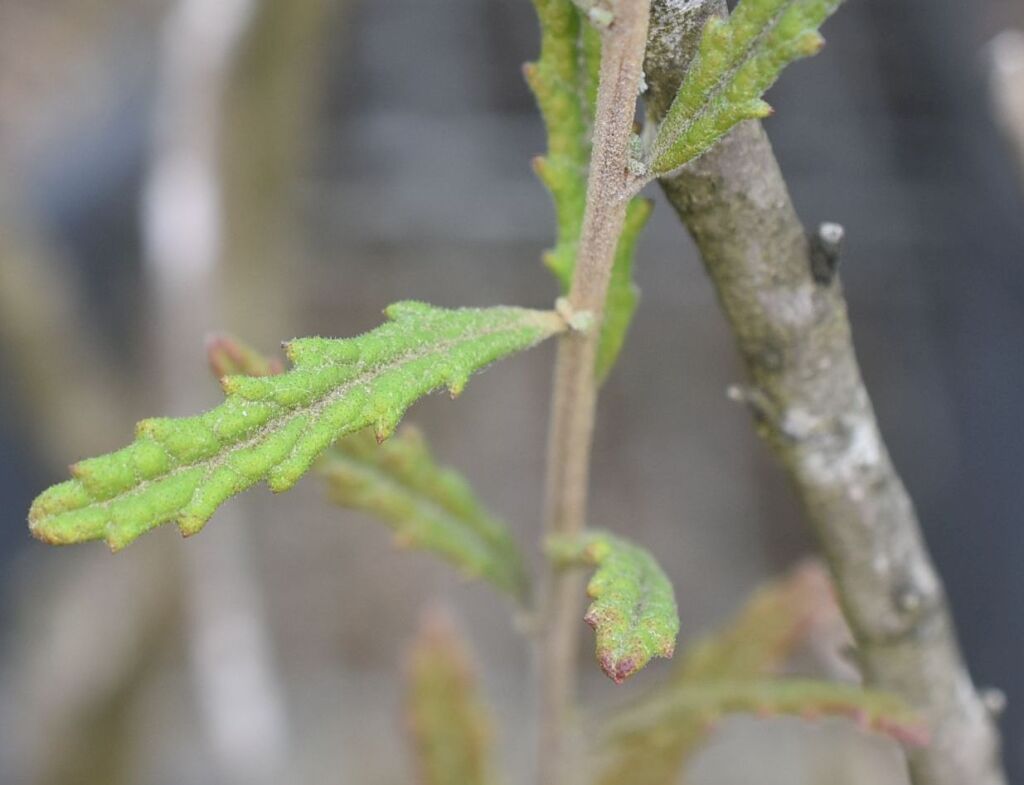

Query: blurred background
[1,0,1023,783]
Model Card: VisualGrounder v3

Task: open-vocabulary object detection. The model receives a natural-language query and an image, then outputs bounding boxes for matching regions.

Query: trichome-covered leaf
[594,563,861,785]
[202,334,530,602]
[29,303,564,551]
[526,0,651,382]
[595,198,651,382]
[320,427,529,602]
[648,0,843,176]
[548,530,679,683]
[406,610,501,785]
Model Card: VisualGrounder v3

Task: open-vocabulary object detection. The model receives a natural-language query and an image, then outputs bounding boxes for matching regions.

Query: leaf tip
[600,652,640,685]
[135,417,165,439]
[27,516,57,545]
[267,470,299,494]
[177,514,207,538]
[752,99,774,119]
[522,61,539,90]
[68,460,88,481]
[105,526,137,552]
[105,534,129,553]
[799,30,826,57]
[447,375,468,399]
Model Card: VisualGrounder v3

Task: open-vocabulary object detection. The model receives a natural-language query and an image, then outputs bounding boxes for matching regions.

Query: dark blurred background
[1,0,1022,783]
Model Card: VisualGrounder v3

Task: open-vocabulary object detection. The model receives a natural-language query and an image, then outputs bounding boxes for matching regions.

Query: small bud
[555,297,595,333]
[810,222,845,285]
[981,687,1007,716]
[588,7,613,28]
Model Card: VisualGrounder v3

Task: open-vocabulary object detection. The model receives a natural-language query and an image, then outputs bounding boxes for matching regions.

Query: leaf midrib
[55,319,539,527]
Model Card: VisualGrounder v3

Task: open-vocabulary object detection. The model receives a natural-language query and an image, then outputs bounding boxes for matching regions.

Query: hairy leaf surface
[649,0,843,176]
[29,303,564,550]
[595,564,862,785]
[526,0,651,382]
[548,530,679,683]
[321,427,529,601]
[406,610,500,785]
[203,335,529,601]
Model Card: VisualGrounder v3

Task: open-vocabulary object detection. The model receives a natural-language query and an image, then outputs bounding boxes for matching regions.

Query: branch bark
[644,2,1007,783]
[536,2,651,783]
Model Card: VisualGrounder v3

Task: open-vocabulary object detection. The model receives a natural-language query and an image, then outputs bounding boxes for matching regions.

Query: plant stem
[536,2,651,784]
[644,2,1007,782]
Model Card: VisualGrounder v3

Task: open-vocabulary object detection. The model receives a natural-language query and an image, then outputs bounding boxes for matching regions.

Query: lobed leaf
[320,427,529,602]
[596,675,924,785]
[405,610,501,785]
[603,679,928,754]
[29,303,564,551]
[548,530,679,683]
[526,0,590,290]
[202,334,530,602]
[595,197,652,382]
[594,563,851,785]
[526,0,651,382]
[679,560,837,682]
[648,0,844,176]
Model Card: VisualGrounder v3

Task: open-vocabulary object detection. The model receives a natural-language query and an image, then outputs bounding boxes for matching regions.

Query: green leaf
[526,0,589,291]
[595,197,652,382]
[202,334,529,601]
[596,677,924,785]
[29,303,565,551]
[320,427,529,602]
[406,610,501,785]
[648,0,843,176]
[679,560,836,682]
[603,680,928,754]
[548,530,679,683]
[526,0,651,382]
[593,563,862,785]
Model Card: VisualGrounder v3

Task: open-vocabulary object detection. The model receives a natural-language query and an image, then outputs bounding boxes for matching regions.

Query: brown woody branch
[643,2,1007,783]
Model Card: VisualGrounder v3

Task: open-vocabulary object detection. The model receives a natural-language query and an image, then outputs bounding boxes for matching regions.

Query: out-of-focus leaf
[205,333,285,378]
[648,0,844,176]
[679,560,836,682]
[595,198,652,382]
[405,610,501,785]
[320,427,529,601]
[603,679,928,758]
[592,563,900,785]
